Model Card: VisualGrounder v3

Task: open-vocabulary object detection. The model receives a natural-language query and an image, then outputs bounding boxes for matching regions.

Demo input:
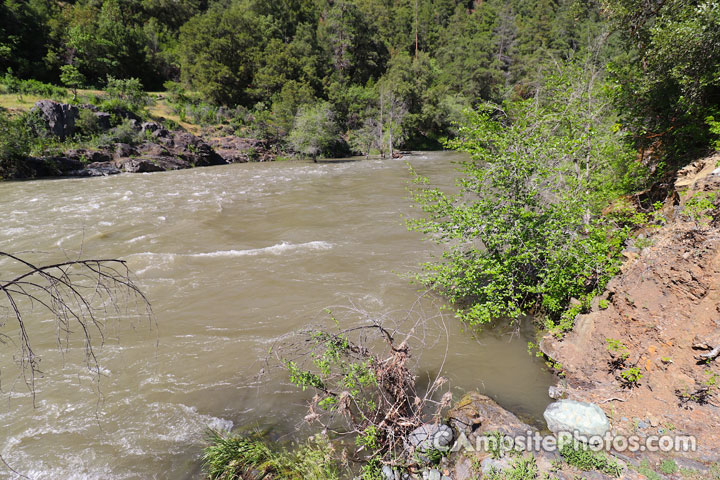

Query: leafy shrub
[75,108,102,135]
[683,192,718,227]
[409,62,643,330]
[1,72,67,98]
[619,367,643,387]
[484,456,540,480]
[105,76,151,109]
[92,120,141,148]
[288,102,339,160]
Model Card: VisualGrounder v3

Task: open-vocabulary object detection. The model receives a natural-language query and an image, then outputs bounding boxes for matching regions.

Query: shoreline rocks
[11,100,280,180]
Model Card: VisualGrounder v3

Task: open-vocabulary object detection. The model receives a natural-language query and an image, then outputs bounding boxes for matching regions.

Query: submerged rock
[543,399,610,439]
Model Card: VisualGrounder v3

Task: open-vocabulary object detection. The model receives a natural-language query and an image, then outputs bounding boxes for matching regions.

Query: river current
[0,152,554,479]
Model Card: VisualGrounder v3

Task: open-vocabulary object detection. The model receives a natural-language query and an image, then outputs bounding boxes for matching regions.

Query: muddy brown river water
[0,152,554,479]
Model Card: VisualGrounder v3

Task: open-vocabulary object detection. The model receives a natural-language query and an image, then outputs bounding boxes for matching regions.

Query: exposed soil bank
[539,154,720,472]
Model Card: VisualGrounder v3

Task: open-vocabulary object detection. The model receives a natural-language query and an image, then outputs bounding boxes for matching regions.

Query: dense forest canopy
[1,0,719,157]
[0,0,623,148]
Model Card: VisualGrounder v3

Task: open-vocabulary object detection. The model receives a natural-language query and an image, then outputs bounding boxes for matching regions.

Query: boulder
[543,400,610,441]
[446,392,533,441]
[171,132,225,166]
[407,423,454,463]
[18,156,83,178]
[94,112,112,130]
[114,143,136,159]
[65,148,112,164]
[32,100,79,139]
[137,142,170,157]
[121,158,165,173]
[85,161,121,176]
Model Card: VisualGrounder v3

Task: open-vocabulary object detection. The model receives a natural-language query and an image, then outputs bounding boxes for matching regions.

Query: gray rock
[85,162,120,176]
[480,457,511,476]
[122,158,165,173]
[543,400,610,441]
[32,100,79,139]
[114,143,135,158]
[712,167,720,176]
[548,385,566,400]
[422,469,441,480]
[634,418,649,429]
[408,424,454,463]
[141,121,162,134]
[381,466,397,480]
[94,112,112,130]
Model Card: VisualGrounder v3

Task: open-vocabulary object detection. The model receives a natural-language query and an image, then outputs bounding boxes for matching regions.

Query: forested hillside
[0,0,611,150]
[2,0,718,158]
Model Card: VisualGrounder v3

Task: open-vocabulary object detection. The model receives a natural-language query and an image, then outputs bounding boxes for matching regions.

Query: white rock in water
[543,399,610,439]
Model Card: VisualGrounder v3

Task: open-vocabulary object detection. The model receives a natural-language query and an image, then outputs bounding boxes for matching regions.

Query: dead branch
[698,346,720,362]
[0,251,152,402]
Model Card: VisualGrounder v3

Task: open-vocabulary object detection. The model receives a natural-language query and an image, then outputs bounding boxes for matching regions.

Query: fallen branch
[0,251,152,402]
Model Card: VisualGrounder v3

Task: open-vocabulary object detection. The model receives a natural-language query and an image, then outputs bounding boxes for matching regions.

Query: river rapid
[0,152,554,479]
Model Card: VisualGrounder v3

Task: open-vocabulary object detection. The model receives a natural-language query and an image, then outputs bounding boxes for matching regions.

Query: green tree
[178,0,275,105]
[410,59,644,329]
[605,0,720,159]
[59,64,85,101]
[288,102,339,161]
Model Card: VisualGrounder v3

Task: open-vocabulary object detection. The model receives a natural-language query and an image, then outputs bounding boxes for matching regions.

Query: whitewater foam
[190,241,333,258]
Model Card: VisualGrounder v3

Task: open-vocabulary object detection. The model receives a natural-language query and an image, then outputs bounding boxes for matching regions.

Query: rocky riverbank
[8,100,277,180]
[434,155,720,479]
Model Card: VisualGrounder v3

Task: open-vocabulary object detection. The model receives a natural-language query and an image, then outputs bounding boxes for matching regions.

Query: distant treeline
[1,0,718,156]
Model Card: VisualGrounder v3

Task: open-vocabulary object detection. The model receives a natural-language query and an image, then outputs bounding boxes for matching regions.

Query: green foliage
[288,102,340,159]
[559,440,623,477]
[356,425,380,451]
[634,459,662,480]
[598,299,610,310]
[104,76,152,111]
[1,72,67,98]
[92,120,143,149]
[202,430,340,480]
[605,0,720,159]
[660,459,678,475]
[178,1,275,105]
[484,456,541,480]
[619,366,643,387]
[59,65,85,101]
[409,60,643,329]
[605,338,629,360]
[75,108,101,136]
[0,110,34,178]
[683,192,718,227]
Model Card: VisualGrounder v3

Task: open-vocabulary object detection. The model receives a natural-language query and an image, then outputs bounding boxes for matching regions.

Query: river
[0,151,554,479]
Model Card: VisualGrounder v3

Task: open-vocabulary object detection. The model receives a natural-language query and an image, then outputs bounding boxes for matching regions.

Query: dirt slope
[542,154,720,468]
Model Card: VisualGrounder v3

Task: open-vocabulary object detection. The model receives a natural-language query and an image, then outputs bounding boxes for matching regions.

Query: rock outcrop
[32,100,79,140]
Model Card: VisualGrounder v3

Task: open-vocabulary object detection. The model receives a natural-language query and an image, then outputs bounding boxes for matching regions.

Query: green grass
[202,430,341,480]
[559,441,623,477]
